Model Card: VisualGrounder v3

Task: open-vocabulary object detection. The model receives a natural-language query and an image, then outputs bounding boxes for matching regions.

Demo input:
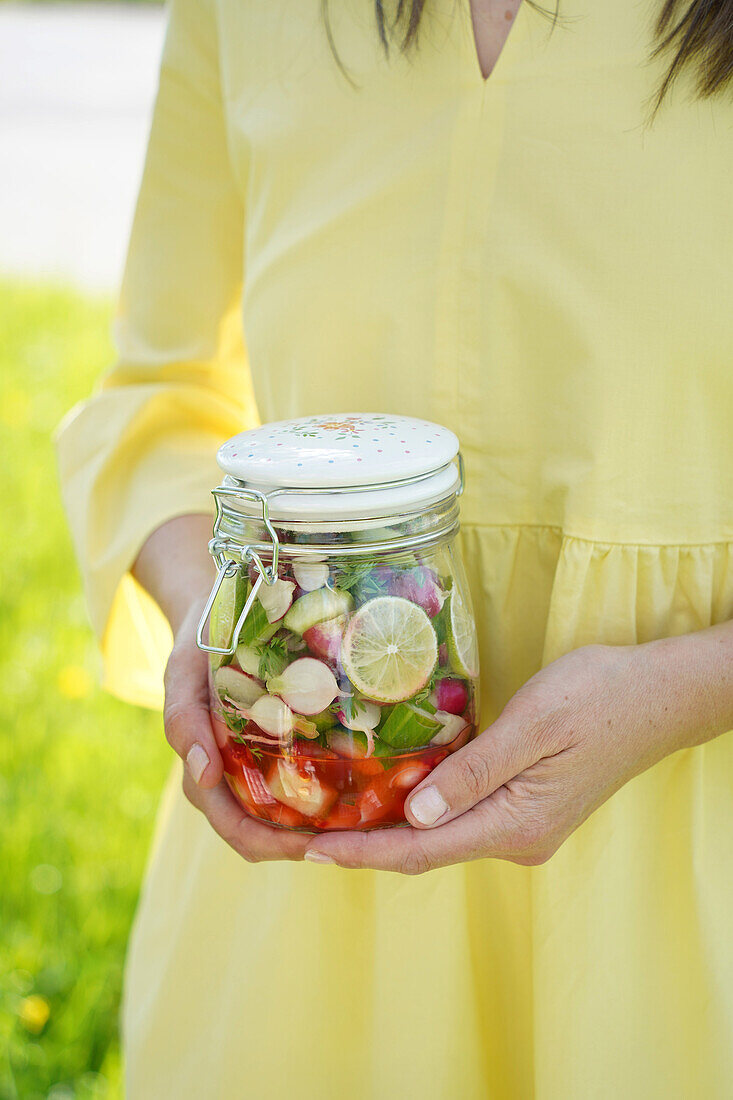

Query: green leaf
[256,632,289,680]
[222,709,246,734]
[236,585,280,647]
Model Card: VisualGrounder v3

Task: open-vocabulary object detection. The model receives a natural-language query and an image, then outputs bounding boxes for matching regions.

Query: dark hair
[322,1,733,113]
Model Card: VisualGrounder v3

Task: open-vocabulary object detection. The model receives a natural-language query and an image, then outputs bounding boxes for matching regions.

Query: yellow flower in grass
[19,994,50,1033]
[57,665,93,699]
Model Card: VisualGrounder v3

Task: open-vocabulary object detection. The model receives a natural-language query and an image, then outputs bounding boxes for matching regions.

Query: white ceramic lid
[216,413,461,523]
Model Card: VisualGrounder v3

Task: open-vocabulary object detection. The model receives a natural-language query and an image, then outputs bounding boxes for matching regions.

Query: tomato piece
[225,773,254,809]
[352,757,435,827]
[356,756,386,780]
[267,802,309,829]
[385,759,433,791]
[293,742,340,761]
[315,801,362,830]
[354,777,401,826]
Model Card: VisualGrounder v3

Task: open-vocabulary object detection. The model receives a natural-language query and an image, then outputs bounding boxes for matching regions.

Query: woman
[57,1,733,1096]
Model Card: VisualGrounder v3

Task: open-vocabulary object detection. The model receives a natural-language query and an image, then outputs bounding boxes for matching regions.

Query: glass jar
[197,413,479,832]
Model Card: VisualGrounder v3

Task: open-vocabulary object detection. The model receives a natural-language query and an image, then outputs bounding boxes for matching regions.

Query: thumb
[163,639,224,790]
[404,709,539,828]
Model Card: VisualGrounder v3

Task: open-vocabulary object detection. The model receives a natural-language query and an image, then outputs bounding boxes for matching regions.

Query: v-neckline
[461,0,527,90]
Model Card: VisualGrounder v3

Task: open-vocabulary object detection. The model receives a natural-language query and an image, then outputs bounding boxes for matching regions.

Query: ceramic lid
[215,413,461,523]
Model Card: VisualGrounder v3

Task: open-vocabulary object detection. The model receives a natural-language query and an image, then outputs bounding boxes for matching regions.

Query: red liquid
[219,736,462,832]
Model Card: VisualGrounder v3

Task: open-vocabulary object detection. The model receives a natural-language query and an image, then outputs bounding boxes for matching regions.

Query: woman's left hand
[304,631,733,873]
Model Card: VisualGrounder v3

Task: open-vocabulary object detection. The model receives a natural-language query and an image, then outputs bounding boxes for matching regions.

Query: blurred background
[1,3,172,1097]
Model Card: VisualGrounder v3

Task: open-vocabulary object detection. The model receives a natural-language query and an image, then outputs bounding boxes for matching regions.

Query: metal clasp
[195,484,280,655]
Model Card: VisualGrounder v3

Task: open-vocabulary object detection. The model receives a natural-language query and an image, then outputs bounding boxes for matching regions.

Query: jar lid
[216,413,461,523]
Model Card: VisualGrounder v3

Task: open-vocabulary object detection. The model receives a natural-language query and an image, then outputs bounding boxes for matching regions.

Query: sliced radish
[429,711,470,747]
[292,561,330,591]
[390,566,447,619]
[284,587,354,635]
[242,695,294,738]
[303,615,347,664]
[266,657,339,715]
[257,578,296,623]
[335,699,381,757]
[337,699,381,732]
[214,666,265,711]
[431,678,470,716]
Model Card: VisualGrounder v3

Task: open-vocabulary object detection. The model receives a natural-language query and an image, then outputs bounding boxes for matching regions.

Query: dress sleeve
[55,0,256,709]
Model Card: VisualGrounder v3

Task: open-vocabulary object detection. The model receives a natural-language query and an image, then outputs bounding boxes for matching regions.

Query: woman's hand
[134,515,311,864]
[304,628,733,873]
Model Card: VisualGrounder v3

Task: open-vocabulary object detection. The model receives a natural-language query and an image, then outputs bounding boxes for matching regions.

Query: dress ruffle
[459,524,733,723]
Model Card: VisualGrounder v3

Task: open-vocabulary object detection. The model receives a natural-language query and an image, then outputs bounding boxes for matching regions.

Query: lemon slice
[341,596,437,703]
[445,588,479,679]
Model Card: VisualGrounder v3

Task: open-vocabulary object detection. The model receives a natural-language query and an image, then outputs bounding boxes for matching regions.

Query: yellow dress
[56,1,733,1096]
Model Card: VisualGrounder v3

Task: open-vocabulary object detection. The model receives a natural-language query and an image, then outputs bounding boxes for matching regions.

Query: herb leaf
[335,560,388,599]
[256,633,289,681]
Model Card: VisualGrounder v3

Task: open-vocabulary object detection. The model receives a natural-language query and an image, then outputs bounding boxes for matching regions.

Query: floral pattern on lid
[217,413,459,490]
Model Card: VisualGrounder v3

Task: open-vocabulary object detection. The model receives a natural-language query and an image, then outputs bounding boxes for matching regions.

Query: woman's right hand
[135,515,312,864]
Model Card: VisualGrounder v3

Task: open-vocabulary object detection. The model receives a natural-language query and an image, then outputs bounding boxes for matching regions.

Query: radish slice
[214,666,265,711]
[390,566,447,618]
[336,701,380,732]
[257,578,296,623]
[266,657,339,715]
[430,678,470,716]
[243,695,294,738]
[293,561,330,591]
[429,711,470,746]
[302,615,347,664]
[336,699,381,757]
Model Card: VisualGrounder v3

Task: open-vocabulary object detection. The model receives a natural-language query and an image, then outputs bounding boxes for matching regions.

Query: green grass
[0,283,171,1100]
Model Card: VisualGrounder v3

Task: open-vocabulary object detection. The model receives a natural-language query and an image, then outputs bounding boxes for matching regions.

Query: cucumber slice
[209,568,246,668]
[235,643,261,678]
[377,703,441,751]
[327,729,370,757]
[310,708,340,734]
[284,587,354,635]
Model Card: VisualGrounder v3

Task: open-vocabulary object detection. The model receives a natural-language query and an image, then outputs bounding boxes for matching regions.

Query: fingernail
[409,785,449,826]
[304,851,335,864]
[186,743,209,784]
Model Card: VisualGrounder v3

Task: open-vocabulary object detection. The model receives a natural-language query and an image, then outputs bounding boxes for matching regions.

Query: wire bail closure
[196,486,280,655]
[195,456,464,655]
